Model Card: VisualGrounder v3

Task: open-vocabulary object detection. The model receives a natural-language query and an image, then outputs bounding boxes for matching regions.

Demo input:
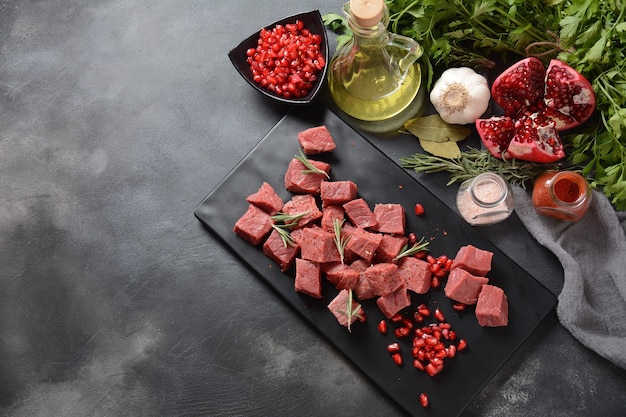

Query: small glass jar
[456,172,515,226]
[456,172,514,226]
[532,171,592,221]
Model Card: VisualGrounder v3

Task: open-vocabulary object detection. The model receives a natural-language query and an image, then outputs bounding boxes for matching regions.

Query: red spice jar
[532,171,592,221]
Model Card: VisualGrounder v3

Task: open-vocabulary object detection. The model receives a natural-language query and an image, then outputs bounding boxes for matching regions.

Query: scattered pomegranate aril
[452,302,467,311]
[387,342,401,353]
[391,353,403,366]
[434,308,446,322]
[377,319,388,334]
[457,339,468,351]
[413,203,425,216]
[419,392,429,408]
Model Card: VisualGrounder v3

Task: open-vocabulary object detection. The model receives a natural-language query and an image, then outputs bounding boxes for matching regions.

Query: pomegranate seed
[377,320,388,334]
[391,353,403,366]
[419,392,429,408]
[387,342,401,353]
[417,304,431,317]
[431,276,441,288]
[394,327,410,338]
[445,258,454,271]
[434,308,446,322]
[452,302,467,311]
[390,313,403,322]
[457,339,468,351]
[413,359,425,371]
[414,203,425,216]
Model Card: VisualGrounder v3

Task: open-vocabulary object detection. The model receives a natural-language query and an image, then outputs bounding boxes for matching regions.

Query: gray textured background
[1,1,625,416]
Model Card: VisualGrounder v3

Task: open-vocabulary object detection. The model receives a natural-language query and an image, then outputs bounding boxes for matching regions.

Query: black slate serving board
[194,104,557,417]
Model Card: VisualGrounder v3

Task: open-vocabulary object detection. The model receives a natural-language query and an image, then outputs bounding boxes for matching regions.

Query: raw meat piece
[395,257,431,294]
[451,244,494,276]
[475,284,509,327]
[325,263,360,290]
[362,262,400,296]
[233,204,273,246]
[282,194,322,228]
[320,205,345,233]
[354,271,377,300]
[298,125,337,155]
[320,180,358,207]
[294,258,322,298]
[284,157,331,194]
[262,229,300,271]
[374,234,408,263]
[444,268,489,305]
[343,198,378,229]
[246,181,284,215]
[299,226,341,263]
[349,259,370,272]
[376,287,411,318]
[327,289,362,328]
[344,227,382,263]
[372,203,406,235]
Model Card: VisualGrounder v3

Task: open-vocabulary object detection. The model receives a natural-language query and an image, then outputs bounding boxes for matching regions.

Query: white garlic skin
[429,67,491,125]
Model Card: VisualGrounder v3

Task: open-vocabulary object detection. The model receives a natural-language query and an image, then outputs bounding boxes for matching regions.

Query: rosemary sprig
[271,211,309,247]
[296,148,330,179]
[400,147,565,188]
[332,218,351,264]
[394,236,430,261]
[335,289,363,332]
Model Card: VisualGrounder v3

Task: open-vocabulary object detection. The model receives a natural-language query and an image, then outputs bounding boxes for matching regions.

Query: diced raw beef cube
[372,203,406,235]
[475,284,509,327]
[246,182,284,215]
[321,205,345,233]
[282,194,322,228]
[349,259,370,272]
[362,262,400,296]
[328,289,362,329]
[284,157,330,194]
[376,287,411,318]
[344,227,383,262]
[294,258,322,298]
[374,234,408,263]
[299,226,341,263]
[320,180,358,207]
[395,257,431,294]
[451,245,494,276]
[262,229,300,271]
[343,198,377,229]
[233,204,273,246]
[325,263,360,290]
[298,125,337,154]
[354,272,377,300]
[444,268,489,305]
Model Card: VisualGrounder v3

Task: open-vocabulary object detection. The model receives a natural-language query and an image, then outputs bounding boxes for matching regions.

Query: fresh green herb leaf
[394,237,430,261]
[295,148,330,179]
[335,289,363,332]
[332,218,350,264]
[271,211,309,247]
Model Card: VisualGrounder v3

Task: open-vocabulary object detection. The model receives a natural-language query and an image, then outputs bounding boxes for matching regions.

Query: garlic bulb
[430,67,491,125]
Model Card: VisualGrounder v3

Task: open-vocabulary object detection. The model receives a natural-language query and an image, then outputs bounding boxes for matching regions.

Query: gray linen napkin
[512,185,626,369]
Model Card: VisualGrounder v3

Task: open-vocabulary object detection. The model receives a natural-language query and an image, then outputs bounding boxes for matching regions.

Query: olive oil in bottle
[328,0,425,132]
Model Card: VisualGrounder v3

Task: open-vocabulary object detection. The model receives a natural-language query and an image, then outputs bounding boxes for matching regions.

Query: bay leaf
[404,114,471,143]
[418,137,461,159]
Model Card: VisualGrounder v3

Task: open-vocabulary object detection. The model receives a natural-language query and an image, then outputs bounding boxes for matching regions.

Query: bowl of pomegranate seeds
[228,10,329,105]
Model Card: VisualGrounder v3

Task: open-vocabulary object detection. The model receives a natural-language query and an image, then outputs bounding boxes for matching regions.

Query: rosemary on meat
[271,211,309,247]
[332,218,350,264]
[400,147,564,188]
[394,236,430,261]
[335,289,363,332]
[296,148,330,179]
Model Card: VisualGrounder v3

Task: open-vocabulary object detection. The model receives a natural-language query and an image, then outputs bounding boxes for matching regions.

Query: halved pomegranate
[476,57,595,163]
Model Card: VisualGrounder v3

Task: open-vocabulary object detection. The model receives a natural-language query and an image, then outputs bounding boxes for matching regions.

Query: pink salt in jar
[456,172,514,226]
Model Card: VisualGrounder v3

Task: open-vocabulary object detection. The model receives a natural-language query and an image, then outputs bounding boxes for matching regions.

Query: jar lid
[350,0,384,27]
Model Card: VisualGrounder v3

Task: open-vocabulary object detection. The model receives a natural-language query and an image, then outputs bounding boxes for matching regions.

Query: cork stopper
[350,0,384,27]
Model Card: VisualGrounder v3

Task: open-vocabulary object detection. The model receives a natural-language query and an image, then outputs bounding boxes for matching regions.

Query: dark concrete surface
[1,1,625,416]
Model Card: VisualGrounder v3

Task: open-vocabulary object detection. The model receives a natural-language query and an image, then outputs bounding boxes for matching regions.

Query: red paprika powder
[532,171,592,221]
